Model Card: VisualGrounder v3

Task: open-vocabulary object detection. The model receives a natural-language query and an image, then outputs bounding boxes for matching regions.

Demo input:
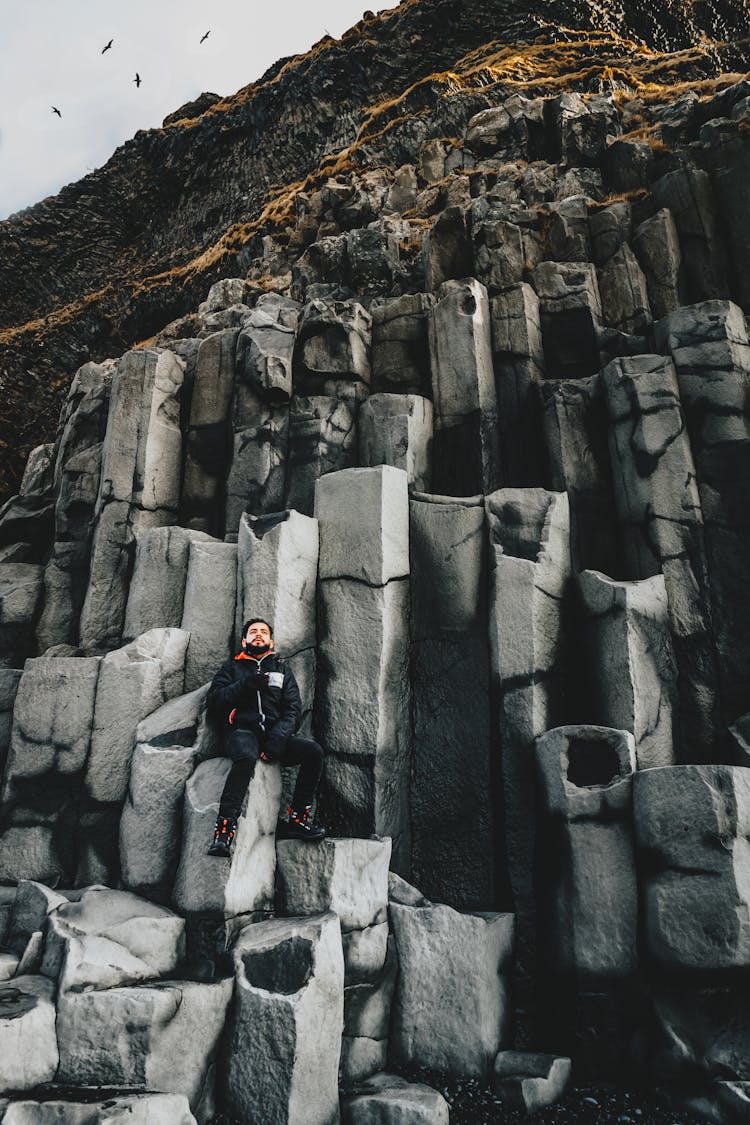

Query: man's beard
[247,641,271,655]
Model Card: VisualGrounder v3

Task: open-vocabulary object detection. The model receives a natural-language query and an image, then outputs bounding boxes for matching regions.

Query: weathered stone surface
[124,527,211,639]
[276,836,390,932]
[535,726,637,978]
[490,284,545,485]
[223,913,344,1125]
[0,975,58,1092]
[589,201,631,266]
[652,166,728,303]
[371,294,432,396]
[0,669,20,780]
[540,376,619,574]
[634,765,750,970]
[173,756,281,917]
[428,278,499,495]
[410,493,493,910]
[647,980,750,1085]
[5,881,66,957]
[602,354,720,760]
[472,219,525,293]
[544,196,591,262]
[120,685,216,898]
[550,92,620,165]
[180,329,237,537]
[0,1095,197,1123]
[656,300,750,726]
[533,261,601,379]
[236,304,297,403]
[285,392,360,516]
[342,921,389,984]
[632,209,684,319]
[56,976,231,1119]
[315,466,409,586]
[577,571,676,769]
[597,243,652,335]
[358,394,433,491]
[202,277,246,313]
[295,298,371,383]
[225,396,289,533]
[340,937,397,1085]
[705,127,750,310]
[487,488,569,993]
[79,349,185,650]
[341,1072,450,1124]
[603,139,654,192]
[0,564,43,666]
[0,656,101,884]
[492,1051,572,1113]
[390,900,513,1076]
[180,538,237,692]
[43,887,184,996]
[424,207,472,292]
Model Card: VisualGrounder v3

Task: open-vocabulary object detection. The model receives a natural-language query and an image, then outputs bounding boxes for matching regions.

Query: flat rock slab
[341,1072,449,1125]
[0,1094,197,1123]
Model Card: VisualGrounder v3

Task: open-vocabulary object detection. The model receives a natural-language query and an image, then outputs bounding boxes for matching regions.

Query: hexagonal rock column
[222,913,344,1125]
[314,468,411,868]
[577,570,677,770]
[0,668,21,781]
[236,509,318,735]
[79,348,185,651]
[0,975,58,1092]
[341,1072,450,1125]
[37,358,114,652]
[0,1095,197,1124]
[340,938,398,1087]
[285,390,363,517]
[539,375,619,575]
[532,261,602,380]
[358,394,433,492]
[56,976,232,1122]
[486,488,569,1003]
[389,897,514,1076]
[275,835,391,983]
[410,492,494,909]
[631,209,684,319]
[180,328,238,538]
[535,725,637,980]
[370,293,433,396]
[602,354,720,761]
[0,564,43,667]
[656,300,750,725]
[634,765,750,971]
[535,724,638,1075]
[80,627,190,884]
[490,283,545,487]
[428,278,499,496]
[120,685,216,900]
[123,526,211,640]
[173,757,281,918]
[0,655,101,885]
[180,538,237,692]
[651,166,729,304]
[294,298,371,386]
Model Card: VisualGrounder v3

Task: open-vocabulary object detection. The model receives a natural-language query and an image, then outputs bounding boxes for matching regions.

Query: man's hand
[260,735,285,763]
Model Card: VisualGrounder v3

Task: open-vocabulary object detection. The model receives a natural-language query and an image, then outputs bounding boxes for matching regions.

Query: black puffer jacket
[207,652,301,739]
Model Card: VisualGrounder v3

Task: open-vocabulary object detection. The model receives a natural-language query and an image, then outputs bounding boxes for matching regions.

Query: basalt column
[78,349,185,651]
[602,354,720,761]
[656,301,750,727]
[409,492,494,910]
[315,466,411,871]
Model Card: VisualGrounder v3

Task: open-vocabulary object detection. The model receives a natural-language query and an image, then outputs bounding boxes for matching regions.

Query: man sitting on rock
[206,617,326,856]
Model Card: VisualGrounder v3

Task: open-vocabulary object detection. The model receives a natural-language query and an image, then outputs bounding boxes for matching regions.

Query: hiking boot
[277,804,326,843]
[207,816,237,857]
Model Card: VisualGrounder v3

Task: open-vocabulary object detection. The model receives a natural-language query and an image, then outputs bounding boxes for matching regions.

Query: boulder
[0,975,58,1092]
[389,899,514,1076]
[492,1051,572,1113]
[341,1073,449,1125]
[222,913,344,1125]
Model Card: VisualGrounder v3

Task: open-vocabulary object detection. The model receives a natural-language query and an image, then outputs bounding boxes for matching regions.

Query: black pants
[218,727,324,820]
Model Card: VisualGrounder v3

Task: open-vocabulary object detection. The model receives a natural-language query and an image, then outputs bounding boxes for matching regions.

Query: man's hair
[242,618,274,639]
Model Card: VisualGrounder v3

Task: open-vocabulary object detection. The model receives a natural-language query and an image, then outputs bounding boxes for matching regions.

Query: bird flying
[51,106,61,118]
[134,73,141,88]
[101,39,113,54]
[200,30,210,43]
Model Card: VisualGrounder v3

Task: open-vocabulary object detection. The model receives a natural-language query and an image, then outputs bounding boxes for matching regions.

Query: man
[206,617,326,856]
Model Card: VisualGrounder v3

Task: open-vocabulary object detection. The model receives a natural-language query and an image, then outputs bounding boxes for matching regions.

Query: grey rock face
[410,492,493,909]
[275,836,390,933]
[295,298,371,385]
[341,1072,450,1124]
[389,899,514,1076]
[371,294,433,395]
[602,353,720,760]
[315,469,410,863]
[597,243,652,335]
[0,975,58,1092]
[173,756,281,917]
[359,394,433,492]
[634,765,750,971]
[180,538,237,692]
[533,260,601,379]
[535,725,637,978]
[577,571,676,769]
[652,166,728,304]
[223,913,344,1125]
[124,527,211,639]
[285,392,360,516]
[492,1051,572,1114]
[340,937,398,1086]
[632,209,684,319]
[428,278,499,495]
[490,283,545,485]
[0,564,43,667]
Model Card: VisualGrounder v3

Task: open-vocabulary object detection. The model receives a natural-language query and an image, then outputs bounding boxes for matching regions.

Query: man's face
[243,621,274,654]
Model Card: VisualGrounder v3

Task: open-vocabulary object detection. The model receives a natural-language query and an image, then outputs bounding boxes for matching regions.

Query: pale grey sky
[0,0,400,220]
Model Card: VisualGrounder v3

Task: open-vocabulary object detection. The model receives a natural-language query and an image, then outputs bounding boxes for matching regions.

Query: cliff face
[1,0,749,496]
